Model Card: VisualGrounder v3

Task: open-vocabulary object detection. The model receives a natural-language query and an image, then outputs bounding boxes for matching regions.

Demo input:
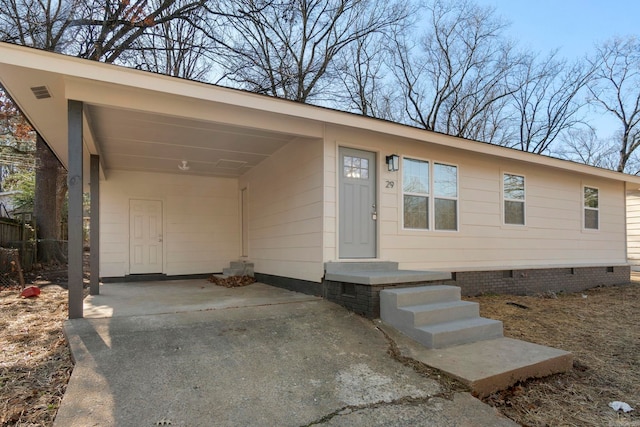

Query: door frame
[337,145,379,259]
[129,198,165,274]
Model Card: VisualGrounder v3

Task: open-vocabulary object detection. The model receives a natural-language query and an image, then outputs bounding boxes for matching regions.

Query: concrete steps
[381,285,503,349]
[379,285,573,397]
[222,260,254,277]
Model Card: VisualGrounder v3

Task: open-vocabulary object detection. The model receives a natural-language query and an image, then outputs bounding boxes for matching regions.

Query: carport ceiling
[86,105,296,178]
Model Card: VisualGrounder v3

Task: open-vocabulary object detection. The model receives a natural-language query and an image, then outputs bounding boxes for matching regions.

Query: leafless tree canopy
[587,36,640,173]
[1,0,640,176]
[208,0,409,103]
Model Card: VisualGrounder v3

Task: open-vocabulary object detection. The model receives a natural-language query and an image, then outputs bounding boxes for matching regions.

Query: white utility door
[339,147,377,258]
[130,199,163,274]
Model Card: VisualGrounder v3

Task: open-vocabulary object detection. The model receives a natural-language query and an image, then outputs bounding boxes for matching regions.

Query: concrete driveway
[55,280,517,426]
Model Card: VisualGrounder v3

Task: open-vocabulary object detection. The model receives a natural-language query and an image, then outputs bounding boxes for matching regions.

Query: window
[504,173,525,225]
[403,158,429,229]
[434,163,458,230]
[402,158,458,231]
[584,186,599,230]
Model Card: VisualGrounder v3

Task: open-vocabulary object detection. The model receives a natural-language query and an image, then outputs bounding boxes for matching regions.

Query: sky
[475,0,640,58]
[475,0,640,138]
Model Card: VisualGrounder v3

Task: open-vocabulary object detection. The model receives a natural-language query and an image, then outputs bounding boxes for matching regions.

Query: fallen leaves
[0,285,73,426]
[208,275,255,288]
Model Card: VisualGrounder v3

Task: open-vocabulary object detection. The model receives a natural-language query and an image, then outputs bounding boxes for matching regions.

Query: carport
[0,42,325,318]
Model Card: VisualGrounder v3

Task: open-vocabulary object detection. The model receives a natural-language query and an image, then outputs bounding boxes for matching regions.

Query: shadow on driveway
[55,281,517,426]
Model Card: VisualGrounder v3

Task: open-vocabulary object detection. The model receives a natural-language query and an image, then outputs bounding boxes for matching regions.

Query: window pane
[435,198,457,230]
[404,195,428,229]
[504,174,525,200]
[584,187,598,208]
[434,163,457,197]
[585,209,599,229]
[343,155,368,179]
[505,200,525,225]
[403,158,429,194]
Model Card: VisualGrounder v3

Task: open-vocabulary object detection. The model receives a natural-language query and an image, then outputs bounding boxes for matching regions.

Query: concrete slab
[83,280,319,318]
[56,281,518,426]
[381,323,573,398]
[325,270,452,285]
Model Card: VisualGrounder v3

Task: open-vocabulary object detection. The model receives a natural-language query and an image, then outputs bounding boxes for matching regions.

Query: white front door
[339,147,377,258]
[130,199,163,274]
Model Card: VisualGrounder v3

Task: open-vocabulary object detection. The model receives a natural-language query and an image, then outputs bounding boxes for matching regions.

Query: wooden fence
[0,217,36,272]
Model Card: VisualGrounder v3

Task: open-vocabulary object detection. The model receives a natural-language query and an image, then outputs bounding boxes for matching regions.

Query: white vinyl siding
[584,186,599,230]
[323,124,627,271]
[100,170,239,277]
[626,190,640,264]
[239,138,324,282]
[503,173,525,225]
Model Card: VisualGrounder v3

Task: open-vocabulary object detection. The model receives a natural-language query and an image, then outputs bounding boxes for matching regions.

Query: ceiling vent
[30,86,52,99]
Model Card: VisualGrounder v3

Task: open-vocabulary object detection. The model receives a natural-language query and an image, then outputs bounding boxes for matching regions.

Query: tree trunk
[34,135,67,263]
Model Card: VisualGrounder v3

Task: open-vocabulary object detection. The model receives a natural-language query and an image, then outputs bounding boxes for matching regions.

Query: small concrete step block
[401,301,480,327]
[411,337,573,397]
[417,317,504,349]
[222,267,254,277]
[230,261,254,270]
[381,285,461,308]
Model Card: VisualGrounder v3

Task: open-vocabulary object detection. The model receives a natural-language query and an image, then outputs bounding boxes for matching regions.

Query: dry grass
[468,283,640,427]
[1,273,639,426]
[0,285,72,426]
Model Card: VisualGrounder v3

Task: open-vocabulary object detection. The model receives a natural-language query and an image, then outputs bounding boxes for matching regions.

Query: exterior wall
[324,124,628,270]
[100,170,239,277]
[627,189,640,265]
[239,138,324,283]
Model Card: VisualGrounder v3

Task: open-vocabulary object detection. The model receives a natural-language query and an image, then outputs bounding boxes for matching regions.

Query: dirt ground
[468,282,640,427]
[1,270,639,426]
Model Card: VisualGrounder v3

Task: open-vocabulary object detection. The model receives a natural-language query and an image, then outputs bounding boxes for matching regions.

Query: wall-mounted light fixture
[386,154,399,172]
[178,160,190,171]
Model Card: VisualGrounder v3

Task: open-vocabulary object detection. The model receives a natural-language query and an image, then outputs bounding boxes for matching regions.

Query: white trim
[502,172,526,227]
[583,185,600,231]
[401,156,459,232]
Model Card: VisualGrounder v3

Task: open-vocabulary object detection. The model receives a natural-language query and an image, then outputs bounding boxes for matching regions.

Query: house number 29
[386,180,395,188]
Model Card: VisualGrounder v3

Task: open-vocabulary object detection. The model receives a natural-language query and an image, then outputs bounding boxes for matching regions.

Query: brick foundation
[322,265,630,318]
[323,280,450,318]
[451,265,630,297]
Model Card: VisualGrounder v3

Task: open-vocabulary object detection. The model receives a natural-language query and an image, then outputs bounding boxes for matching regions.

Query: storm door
[339,147,377,258]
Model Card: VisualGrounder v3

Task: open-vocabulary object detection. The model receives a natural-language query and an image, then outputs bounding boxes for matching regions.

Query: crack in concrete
[373,322,469,399]
[300,395,440,426]
[300,322,472,426]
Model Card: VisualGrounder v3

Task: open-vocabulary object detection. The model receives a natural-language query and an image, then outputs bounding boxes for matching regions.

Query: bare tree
[65,0,209,63]
[391,0,519,144]
[508,51,593,154]
[0,0,212,260]
[557,127,618,170]
[0,0,77,51]
[210,0,409,103]
[587,36,640,173]
[333,31,403,120]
